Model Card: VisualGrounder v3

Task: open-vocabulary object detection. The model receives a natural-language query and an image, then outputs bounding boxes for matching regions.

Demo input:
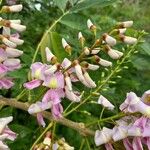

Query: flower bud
[87,19,96,33]
[120,35,137,44]
[95,127,113,146]
[103,33,116,46]
[91,48,100,55]
[112,126,128,141]
[78,32,85,46]
[141,90,150,105]
[10,19,21,24]
[10,23,26,32]
[3,58,21,70]
[118,28,126,34]
[118,21,133,28]
[105,45,123,59]
[1,5,23,13]
[64,73,72,91]
[0,36,16,48]
[84,47,90,55]
[45,47,57,63]
[9,36,24,45]
[62,38,72,55]
[94,55,112,67]
[83,70,96,88]
[82,62,99,70]
[5,47,23,57]
[61,58,71,69]
[43,132,51,146]
[98,95,114,110]
[44,64,59,75]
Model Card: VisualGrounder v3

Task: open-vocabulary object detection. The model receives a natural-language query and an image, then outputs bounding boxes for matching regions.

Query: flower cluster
[33,131,74,150]
[0,116,17,149]
[95,90,150,150]
[24,19,137,127]
[0,3,26,89]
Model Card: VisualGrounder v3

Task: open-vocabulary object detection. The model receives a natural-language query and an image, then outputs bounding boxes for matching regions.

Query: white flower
[65,74,72,91]
[98,58,112,67]
[103,34,116,46]
[118,28,126,34]
[65,86,81,102]
[95,127,113,146]
[112,126,128,141]
[2,37,16,48]
[8,4,23,12]
[98,95,114,110]
[107,47,123,59]
[87,63,99,70]
[91,48,100,54]
[6,47,23,57]
[83,71,96,88]
[9,37,24,45]
[10,19,21,24]
[120,35,137,44]
[10,23,26,32]
[0,116,13,134]
[84,47,90,55]
[122,21,133,28]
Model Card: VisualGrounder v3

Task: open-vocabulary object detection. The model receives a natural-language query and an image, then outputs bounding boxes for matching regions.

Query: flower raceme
[95,90,150,150]
[0,4,26,89]
[25,19,138,127]
[0,116,17,149]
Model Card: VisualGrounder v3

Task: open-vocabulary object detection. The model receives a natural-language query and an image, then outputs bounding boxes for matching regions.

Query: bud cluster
[33,132,74,150]
[0,3,26,89]
[25,19,138,127]
[95,90,150,149]
[0,116,17,149]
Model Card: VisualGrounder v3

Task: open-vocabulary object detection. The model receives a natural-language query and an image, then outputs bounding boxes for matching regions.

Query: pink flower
[28,72,65,126]
[120,92,150,116]
[23,62,47,89]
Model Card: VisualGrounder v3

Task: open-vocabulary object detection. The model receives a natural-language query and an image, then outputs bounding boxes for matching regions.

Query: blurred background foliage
[0,0,150,149]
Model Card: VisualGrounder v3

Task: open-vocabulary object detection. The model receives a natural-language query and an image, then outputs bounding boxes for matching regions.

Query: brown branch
[0,97,95,136]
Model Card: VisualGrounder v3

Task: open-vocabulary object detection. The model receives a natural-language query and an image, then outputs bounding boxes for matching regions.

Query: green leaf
[54,0,68,11]
[70,0,116,12]
[40,31,68,62]
[140,43,150,56]
[60,13,88,30]
[49,32,68,61]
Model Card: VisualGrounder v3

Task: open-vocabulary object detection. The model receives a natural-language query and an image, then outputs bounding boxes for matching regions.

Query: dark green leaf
[70,0,116,12]
[54,0,68,11]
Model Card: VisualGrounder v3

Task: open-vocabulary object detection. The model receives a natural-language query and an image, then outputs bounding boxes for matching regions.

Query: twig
[0,97,95,136]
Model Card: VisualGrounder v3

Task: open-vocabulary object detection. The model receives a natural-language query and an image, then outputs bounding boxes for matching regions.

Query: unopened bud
[119,35,137,44]
[118,21,133,28]
[87,19,96,32]
[62,38,72,55]
[84,47,90,55]
[1,5,23,13]
[78,32,85,46]
[103,33,116,46]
